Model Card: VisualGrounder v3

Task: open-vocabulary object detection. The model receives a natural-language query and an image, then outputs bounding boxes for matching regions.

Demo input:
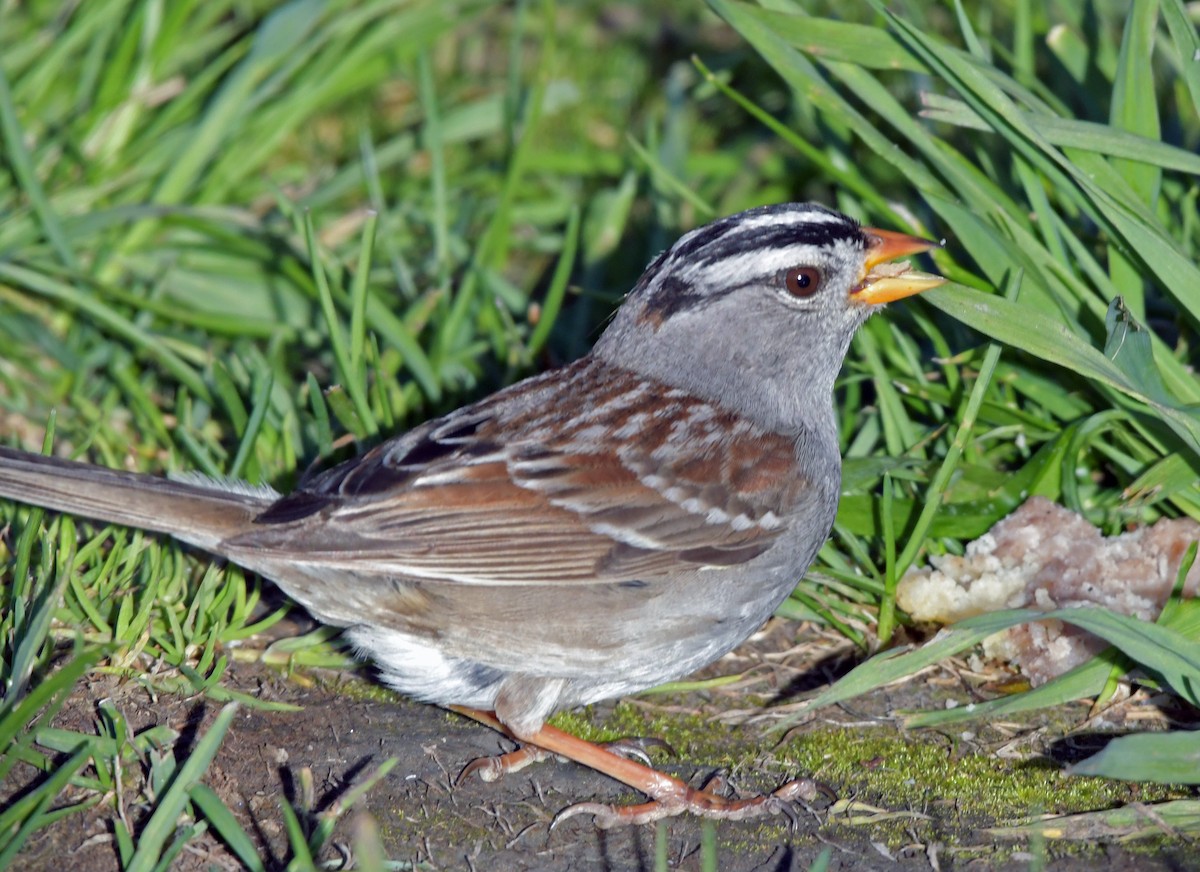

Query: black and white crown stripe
[638,204,867,315]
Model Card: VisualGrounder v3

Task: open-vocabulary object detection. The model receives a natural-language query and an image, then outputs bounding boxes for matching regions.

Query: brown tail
[0,446,276,551]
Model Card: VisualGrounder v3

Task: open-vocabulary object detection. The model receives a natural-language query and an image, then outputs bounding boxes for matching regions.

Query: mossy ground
[549,693,1189,854]
[8,620,1199,870]
[343,620,1197,865]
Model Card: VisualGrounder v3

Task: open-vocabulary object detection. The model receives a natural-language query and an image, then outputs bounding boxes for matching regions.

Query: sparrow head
[592,203,945,431]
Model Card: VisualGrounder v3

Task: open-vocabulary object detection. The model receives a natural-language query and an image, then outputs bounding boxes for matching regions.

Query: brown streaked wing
[224,360,803,586]
[223,447,788,585]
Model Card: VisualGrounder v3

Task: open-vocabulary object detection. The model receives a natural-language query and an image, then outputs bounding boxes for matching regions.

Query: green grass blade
[902,653,1118,728]
[772,624,999,731]
[125,703,239,872]
[923,285,1200,457]
[0,67,76,269]
[0,746,91,865]
[1069,730,1200,783]
[527,205,579,357]
[0,262,211,400]
[189,783,267,872]
[956,607,1200,708]
[920,97,1200,173]
[348,211,379,379]
[1162,0,1200,119]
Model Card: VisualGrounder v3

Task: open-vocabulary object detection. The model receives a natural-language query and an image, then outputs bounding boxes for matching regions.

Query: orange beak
[851,227,946,306]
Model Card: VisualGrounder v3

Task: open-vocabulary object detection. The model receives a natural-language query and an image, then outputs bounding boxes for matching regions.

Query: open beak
[851,227,946,306]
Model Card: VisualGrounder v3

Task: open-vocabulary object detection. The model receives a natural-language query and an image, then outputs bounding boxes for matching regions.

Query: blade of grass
[894,279,1012,579]
[0,262,211,401]
[0,745,92,864]
[305,212,377,439]
[0,67,77,269]
[348,211,379,380]
[227,369,273,480]
[189,784,267,872]
[125,702,239,872]
[526,205,580,357]
[1162,0,1200,119]
[923,284,1200,457]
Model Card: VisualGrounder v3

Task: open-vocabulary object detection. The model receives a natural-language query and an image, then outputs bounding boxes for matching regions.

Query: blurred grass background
[1,0,1199,866]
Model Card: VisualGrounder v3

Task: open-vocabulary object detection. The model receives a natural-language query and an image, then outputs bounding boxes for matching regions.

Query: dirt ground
[7,620,1200,871]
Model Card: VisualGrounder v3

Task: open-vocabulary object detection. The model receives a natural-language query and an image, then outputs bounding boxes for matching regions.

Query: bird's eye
[784,267,822,298]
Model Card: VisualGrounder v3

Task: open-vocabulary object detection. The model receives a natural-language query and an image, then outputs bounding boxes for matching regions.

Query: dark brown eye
[784,267,822,298]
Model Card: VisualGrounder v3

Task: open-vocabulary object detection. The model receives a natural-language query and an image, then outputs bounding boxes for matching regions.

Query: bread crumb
[897,497,1200,683]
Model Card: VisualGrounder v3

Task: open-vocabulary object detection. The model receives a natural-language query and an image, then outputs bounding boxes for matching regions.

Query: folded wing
[224,360,804,586]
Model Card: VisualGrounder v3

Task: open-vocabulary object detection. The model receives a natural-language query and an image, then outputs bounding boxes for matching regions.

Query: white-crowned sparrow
[0,203,944,825]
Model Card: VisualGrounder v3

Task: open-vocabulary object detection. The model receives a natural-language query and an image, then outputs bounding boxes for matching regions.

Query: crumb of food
[897,497,1200,683]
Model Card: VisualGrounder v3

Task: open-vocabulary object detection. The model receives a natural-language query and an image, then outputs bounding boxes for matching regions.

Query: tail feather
[0,446,276,550]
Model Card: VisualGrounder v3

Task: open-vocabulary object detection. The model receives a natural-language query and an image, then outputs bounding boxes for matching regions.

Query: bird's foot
[447,706,829,828]
[553,776,823,829]
[457,734,675,784]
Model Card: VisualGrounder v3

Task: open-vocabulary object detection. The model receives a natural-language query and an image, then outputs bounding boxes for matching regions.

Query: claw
[457,755,505,785]
[553,798,686,829]
[773,777,823,803]
[776,797,803,829]
[601,736,676,766]
[457,745,556,785]
[699,771,733,797]
[551,801,612,829]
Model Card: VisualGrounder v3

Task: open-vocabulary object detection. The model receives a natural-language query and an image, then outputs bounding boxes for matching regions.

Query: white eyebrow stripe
[731,210,844,232]
[669,208,845,253]
[674,246,825,283]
